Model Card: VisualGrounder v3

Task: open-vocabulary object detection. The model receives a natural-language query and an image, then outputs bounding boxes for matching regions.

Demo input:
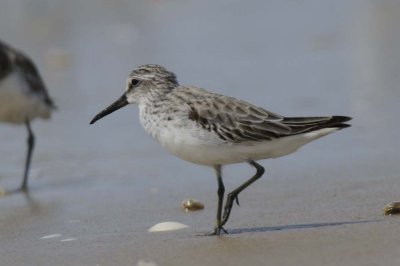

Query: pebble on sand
[181,199,204,212]
[383,202,400,216]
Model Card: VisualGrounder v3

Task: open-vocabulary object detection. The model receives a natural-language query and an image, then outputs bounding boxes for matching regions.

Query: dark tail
[282,116,351,135]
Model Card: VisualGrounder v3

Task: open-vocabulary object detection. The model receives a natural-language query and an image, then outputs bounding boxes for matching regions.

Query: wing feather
[0,40,55,109]
[184,88,351,143]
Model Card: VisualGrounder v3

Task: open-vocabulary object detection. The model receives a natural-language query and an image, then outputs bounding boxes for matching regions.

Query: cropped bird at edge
[0,40,55,191]
[90,64,351,235]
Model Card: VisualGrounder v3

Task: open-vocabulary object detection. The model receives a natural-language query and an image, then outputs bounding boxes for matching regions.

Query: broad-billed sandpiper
[0,40,55,191]
[90,64,351,235]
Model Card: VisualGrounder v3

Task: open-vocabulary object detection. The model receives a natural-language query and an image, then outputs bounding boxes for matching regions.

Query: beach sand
[1,1,400,265]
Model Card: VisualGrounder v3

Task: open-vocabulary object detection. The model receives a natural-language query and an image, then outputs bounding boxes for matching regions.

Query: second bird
[90,64,351,235]
[0,41,55,191]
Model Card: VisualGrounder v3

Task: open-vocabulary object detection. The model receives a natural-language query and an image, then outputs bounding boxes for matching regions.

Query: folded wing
[187,96,351,143]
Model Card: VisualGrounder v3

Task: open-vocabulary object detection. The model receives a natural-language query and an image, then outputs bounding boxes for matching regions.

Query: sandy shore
[0,156,399,266]
[1,1,400,265]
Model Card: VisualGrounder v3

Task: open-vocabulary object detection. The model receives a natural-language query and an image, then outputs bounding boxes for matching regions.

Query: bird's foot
[205,226,228,236]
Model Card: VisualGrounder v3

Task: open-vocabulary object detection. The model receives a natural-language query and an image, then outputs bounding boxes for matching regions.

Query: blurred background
[0,1,400,264]
[0,0,400,204]
[1,0,399,189]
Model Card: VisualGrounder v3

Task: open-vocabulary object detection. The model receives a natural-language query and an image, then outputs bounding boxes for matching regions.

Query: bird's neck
[138,98,170,140]
[139,85,173,105]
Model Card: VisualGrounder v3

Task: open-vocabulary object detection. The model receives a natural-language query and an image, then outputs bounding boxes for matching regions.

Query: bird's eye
[131,79,140,87]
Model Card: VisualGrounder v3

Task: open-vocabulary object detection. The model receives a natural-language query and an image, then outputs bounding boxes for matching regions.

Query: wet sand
[1,1,400,265]
[0,161,399,266]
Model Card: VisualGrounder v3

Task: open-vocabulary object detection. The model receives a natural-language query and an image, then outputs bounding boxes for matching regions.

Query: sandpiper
[0,40,55,191]
[90,64,351,235]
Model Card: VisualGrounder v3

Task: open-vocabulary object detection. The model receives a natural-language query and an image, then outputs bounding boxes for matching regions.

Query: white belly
[0,72,51,124]
[138,104,339,166]
[156,125,339,166]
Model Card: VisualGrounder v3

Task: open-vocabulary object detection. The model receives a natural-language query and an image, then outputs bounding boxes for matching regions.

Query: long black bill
[90,94,129,124]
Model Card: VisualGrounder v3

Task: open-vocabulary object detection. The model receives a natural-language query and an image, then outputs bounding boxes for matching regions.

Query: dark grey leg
[208,165,228,235]
[20,120,34,191]
[220,160,265,227]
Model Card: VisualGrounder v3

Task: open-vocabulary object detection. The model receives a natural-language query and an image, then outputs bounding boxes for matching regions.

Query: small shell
[148,222,189,232]
[40,234,62,239]
[60,238,77,242]
[383,202,400,216]
[181,199,204,212]
[137,260,158,266]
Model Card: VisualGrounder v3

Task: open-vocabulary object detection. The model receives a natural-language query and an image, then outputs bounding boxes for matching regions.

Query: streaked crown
[129,64,178,85]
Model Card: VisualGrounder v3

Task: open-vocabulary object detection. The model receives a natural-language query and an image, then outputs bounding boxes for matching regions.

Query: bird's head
[90,64,178,124]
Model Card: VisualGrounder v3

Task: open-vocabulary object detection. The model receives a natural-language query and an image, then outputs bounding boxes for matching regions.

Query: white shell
[137,260,158,266]
[148,222,189,232]
[60,238,77,242]
[40,234,62,239]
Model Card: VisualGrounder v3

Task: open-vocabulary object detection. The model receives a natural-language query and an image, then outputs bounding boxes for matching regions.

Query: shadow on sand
[228,220,382,235]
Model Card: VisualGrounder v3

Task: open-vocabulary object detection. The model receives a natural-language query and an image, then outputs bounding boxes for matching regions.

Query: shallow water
[1,1,400,265]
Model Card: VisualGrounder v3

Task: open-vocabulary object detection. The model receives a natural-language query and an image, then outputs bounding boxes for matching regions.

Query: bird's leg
[235,196,240,206]
[207,165,228,235]
[220,160,265,227]
[20,120,35,192]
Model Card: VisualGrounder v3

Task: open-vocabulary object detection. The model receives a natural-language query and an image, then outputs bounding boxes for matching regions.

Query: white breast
[0,72,51,124]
